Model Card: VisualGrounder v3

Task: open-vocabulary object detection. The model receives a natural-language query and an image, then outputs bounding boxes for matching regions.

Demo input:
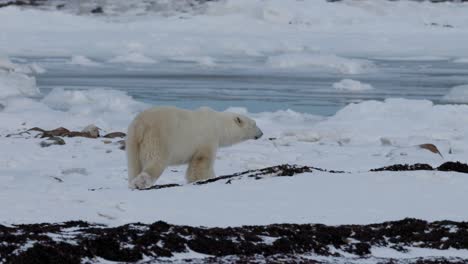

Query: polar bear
[126,106,263,189]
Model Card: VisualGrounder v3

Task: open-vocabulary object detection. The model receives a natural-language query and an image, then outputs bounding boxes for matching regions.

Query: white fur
[126,106,263,189]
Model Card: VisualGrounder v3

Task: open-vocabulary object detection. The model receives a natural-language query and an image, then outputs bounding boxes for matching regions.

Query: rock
[372,161,468,174]
[103,132,126,138]
[61,168,88,176]
[28,127,45,132]
[102,140,112,144]
[50,176,63,182]
[24,126,125,140]
[91,6,103,14]
[81,124,100,138]
[437,161,468,173]
[6,130,31,138]
[40,137,65,147]
[67,131,96,138]
[37,127,70,138]
[116,140,126,150]
[29,126,95,138]
[380,137,392,146]
[418,143,443,157]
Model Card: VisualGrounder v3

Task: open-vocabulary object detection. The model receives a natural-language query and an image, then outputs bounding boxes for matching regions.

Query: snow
[166,249,211,262]
[2,154,468,227]
[372,247,468,259]
[333,79,374,92]
[1,0,468,62]
[312,98,468,150]
[442,84,468,104]
[11,240,35,256]
[0,58,40,99]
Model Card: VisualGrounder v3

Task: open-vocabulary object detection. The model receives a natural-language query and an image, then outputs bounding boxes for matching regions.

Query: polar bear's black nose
[254,130,263,140]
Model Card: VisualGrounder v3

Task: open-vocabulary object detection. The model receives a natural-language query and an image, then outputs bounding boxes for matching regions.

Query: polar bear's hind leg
[129,137,168,189]
[126,121,143,185]
[129,160,167,189]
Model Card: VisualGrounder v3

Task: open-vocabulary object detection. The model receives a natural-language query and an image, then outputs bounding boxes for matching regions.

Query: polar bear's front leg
[186,146,216,183]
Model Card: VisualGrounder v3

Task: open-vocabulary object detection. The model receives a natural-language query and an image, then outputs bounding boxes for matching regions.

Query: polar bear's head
[219,113,263,147]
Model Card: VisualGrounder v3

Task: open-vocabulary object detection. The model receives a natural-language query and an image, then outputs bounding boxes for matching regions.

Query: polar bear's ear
[235,116,244,126]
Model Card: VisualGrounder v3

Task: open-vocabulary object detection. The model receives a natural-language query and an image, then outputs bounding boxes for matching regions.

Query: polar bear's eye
[235,117,243,126]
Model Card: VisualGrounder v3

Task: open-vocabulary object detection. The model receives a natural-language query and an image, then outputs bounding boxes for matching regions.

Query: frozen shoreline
[3,0,468,115]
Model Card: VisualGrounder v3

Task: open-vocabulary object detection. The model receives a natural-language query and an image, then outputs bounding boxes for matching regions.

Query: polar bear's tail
[126,120,143,183]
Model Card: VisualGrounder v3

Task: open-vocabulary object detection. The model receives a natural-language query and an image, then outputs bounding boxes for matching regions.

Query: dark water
[27,57,468,116]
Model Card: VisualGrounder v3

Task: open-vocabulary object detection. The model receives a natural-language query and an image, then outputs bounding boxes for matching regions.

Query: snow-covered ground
[1,1,468,262]
[2,79,468,262]
[1,64,468,226]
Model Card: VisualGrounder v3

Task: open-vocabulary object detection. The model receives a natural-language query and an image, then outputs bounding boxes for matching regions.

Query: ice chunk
[332,79,374,92]
[0,57,41,99]
[313,98,468,145]
[68,55,100,66]
[442,85,468,103]
[170,56,216,66]
[109,52,157,64]
[0,71,39,99]
[0,57,16,71]
[42,88,146,115]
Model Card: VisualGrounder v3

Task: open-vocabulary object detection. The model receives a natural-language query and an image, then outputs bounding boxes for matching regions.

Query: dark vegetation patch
[0,0,219,13]
[371,161,468,174]
[142,164,341,190]
[2,0,467,9]
[0,0,45,8]
[139,162,468,191]
[327,0,468,2]
[1,218,467,263]
[195,164,319,183]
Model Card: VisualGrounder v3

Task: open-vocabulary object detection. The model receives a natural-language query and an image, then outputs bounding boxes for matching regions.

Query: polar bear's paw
[129,172,154,190]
